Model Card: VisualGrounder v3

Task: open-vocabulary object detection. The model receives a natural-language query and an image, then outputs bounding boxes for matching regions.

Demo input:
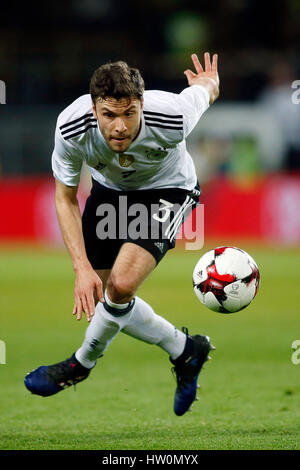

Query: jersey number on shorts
[152,199,174,223]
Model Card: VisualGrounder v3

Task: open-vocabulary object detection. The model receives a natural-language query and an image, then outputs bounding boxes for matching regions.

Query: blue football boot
[24,353,91,397]
[170,328,215,416]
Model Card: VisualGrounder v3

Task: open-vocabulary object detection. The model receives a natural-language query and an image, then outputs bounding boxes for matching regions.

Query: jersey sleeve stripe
[143,110,183,119]
[59,113,94,130]
[145,122,183,131]
[61,118,97,136]
[143,116,183,125]
[63,124,98,140]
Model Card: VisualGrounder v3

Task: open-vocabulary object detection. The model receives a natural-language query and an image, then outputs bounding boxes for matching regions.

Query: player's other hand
[184,52,219,104]
[73,267,104,322]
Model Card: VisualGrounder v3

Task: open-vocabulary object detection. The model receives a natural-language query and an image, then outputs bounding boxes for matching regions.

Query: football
[193,246,260,313]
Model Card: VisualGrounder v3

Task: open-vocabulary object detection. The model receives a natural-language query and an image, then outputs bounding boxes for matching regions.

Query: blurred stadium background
[0,0,299,451]
[0,0,299,245]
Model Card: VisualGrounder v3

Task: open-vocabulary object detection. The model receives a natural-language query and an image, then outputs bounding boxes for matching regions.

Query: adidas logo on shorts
[154,242,165,253]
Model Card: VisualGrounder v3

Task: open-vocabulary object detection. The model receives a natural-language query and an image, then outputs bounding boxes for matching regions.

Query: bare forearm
[54,180,104,321]
[55,197,91,272]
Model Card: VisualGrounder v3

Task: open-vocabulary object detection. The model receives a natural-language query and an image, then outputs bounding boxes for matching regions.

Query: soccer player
[24,52,219,416]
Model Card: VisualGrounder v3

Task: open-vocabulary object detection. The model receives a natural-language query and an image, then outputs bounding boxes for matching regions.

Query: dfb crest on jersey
[119,154,135,167]
[145,147,168,161]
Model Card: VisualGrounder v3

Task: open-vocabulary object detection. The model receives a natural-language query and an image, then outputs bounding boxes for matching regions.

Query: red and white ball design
[193,246,260,313]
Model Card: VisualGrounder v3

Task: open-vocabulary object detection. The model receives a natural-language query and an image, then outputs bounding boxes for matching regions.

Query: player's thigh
[94,269,111,303]
[94,268,111,289]
[107,242,156,302]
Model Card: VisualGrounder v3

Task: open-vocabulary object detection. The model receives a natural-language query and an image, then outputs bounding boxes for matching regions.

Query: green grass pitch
[0,242,299,450]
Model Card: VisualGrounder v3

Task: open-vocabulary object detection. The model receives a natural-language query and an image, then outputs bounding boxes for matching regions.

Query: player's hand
[184,52,220,104]
[73,267,104,322]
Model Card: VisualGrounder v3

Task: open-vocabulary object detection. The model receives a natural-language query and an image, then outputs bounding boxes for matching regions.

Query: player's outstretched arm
[55,180,104,322]
[184,52,219,104]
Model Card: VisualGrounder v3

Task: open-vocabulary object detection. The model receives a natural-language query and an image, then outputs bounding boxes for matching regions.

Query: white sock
[75,293,134,369]
[76,292,186,369]
[122,296,186,360]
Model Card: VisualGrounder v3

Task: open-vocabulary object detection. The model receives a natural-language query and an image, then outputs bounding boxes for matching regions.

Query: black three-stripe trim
[144,116,183,125]
[59,113,94,130]
[145,122,183,130]
[143,111,183,119]
[61,118,97,136]
[63,124,98,140]
[59,113,98,140]
[144,110,183,131]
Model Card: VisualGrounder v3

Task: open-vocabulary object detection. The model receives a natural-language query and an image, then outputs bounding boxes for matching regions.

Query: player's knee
[106,273,136,303]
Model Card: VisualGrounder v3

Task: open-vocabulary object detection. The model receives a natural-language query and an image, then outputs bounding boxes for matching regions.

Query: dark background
[2,0,299,104]
[0,0,299,175]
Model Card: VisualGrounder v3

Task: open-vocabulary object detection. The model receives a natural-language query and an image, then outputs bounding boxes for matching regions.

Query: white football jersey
[52,85,210,191]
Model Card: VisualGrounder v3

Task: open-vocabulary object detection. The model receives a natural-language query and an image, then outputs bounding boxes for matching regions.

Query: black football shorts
[82,179,200,269]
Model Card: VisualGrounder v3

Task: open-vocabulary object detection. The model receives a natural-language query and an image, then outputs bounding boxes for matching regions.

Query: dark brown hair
[90,61,144,104]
